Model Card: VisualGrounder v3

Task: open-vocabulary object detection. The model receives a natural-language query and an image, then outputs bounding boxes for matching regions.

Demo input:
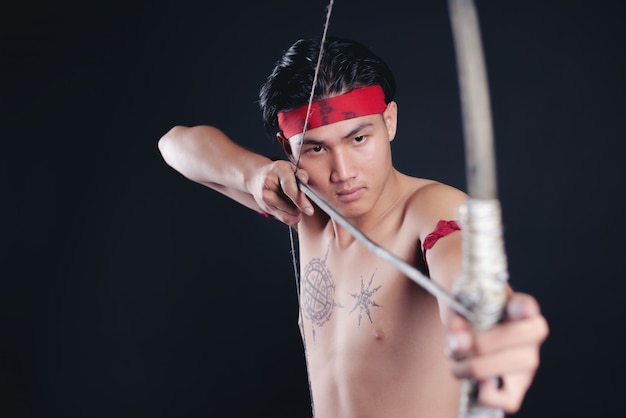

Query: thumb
[505,292,541,321]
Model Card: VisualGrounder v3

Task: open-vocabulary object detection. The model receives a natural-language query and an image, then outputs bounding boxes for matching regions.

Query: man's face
[287,102,398,219]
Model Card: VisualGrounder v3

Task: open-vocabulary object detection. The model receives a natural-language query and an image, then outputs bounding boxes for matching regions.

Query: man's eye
[354,135,365,142]
[306,145,323,154]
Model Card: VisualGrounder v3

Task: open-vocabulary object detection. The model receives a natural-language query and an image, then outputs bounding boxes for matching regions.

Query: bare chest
[296,239,455,417]
[300,241,401,329]
[297,235,433,351]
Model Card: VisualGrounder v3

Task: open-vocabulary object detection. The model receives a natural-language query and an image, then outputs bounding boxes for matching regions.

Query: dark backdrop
[2,1,625,417]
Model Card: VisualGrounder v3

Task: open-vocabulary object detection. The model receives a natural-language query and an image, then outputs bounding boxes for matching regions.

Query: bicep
[425,230,463,294]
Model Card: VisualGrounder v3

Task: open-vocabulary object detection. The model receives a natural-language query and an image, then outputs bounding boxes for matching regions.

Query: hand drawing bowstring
[287,1,509,417]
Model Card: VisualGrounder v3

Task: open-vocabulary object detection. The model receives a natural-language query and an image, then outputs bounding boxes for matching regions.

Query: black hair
[258,36,396,138]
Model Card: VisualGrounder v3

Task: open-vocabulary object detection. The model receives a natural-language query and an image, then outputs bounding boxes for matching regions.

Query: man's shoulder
[402,178,467,235]
[405,178,467,207]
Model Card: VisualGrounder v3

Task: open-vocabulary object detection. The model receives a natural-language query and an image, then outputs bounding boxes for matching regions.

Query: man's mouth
[336,187,364,203]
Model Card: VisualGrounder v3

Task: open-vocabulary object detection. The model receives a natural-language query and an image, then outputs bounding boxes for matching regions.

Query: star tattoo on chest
[349,270,383,326]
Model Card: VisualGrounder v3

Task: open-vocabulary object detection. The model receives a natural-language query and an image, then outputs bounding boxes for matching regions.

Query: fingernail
[507,300,524,319]
[507,299,534,319]
[304,207,314,216]
[482,376,504,389]
[445,332,471,356]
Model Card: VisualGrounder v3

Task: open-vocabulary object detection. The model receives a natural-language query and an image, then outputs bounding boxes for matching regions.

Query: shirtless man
[158,36,548,417]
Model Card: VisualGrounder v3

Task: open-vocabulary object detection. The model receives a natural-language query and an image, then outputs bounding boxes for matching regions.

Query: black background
[2,1,625,417]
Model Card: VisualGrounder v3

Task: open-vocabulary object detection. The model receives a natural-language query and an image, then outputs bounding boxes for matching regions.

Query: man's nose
[330,148,356,182]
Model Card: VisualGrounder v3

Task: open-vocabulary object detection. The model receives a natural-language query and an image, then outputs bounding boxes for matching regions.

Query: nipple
[373,329,385,341]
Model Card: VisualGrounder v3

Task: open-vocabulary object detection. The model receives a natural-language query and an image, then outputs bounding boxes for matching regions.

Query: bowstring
[290,0,334,303]
[287,1,334,416]
[292,0,335,172]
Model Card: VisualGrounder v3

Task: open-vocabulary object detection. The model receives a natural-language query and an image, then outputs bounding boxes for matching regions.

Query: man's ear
[277,132,295,162]
[383,101,398,142]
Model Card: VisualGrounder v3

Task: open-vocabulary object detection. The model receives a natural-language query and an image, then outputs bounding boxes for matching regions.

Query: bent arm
[158,125,313,225]
[158,125,269,211]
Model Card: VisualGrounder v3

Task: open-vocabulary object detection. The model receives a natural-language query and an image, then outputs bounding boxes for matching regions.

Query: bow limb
[448,0,509,417]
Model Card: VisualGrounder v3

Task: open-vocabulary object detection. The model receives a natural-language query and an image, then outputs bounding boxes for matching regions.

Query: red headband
[277,85,387,139]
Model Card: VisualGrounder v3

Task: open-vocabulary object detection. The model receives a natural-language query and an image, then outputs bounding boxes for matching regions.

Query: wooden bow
[448,0,509,416]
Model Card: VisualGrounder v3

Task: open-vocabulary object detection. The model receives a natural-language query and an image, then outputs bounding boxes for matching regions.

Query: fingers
[473,315,549,357]
[445,292,549,413]
[473,294,549,356]
[446,293,549,358]
[451,345,540,380]
[506,292,543,320]
[476,372,534,413]
[258,161,314,225]
[282,168,314,216]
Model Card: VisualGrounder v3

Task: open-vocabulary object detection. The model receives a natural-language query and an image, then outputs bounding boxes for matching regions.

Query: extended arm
[418,184,548,414]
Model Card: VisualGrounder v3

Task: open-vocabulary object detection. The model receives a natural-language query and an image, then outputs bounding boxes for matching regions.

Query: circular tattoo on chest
[301,257,336,327]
